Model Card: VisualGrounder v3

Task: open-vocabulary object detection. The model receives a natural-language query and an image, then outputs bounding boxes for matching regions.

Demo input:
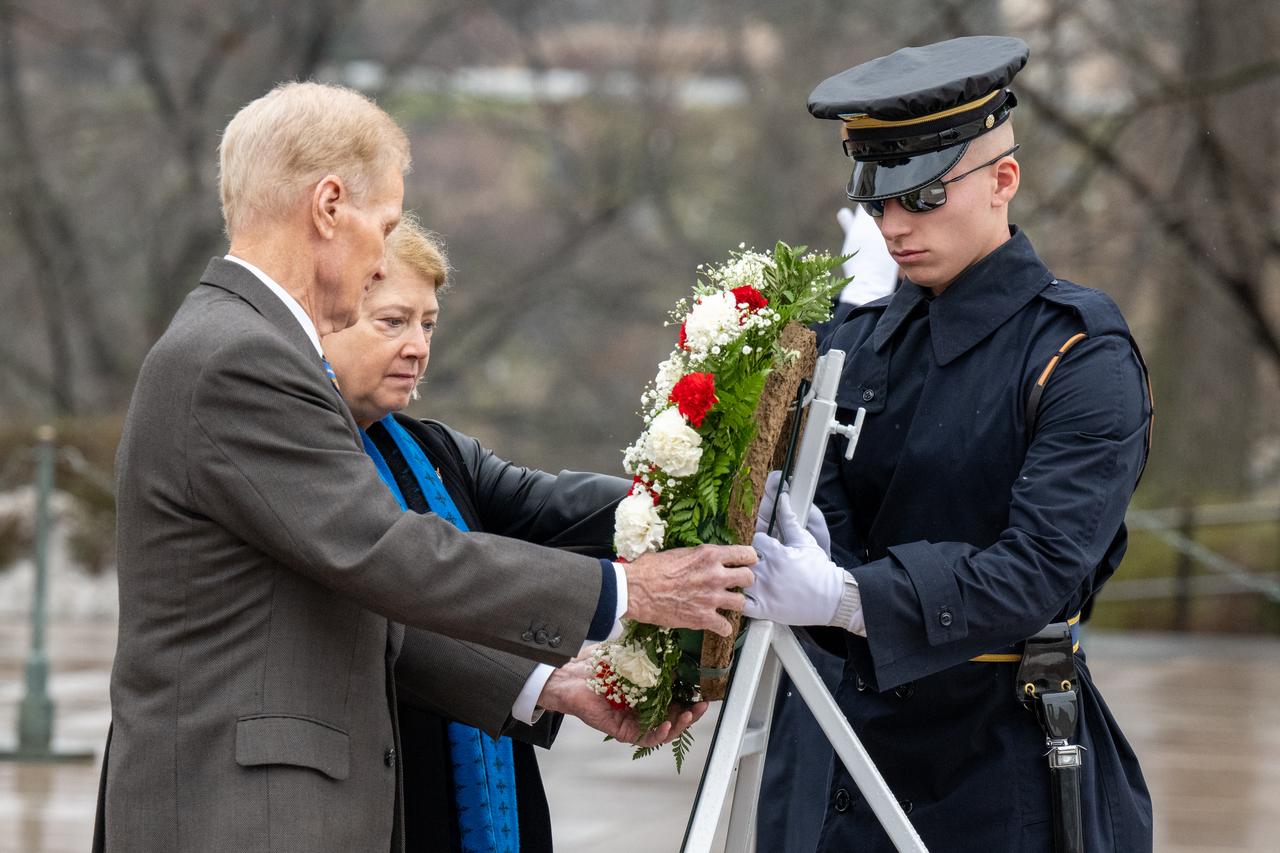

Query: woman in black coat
[323,215,628,852]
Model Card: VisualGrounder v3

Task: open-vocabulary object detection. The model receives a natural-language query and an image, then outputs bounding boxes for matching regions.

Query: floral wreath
[588,241,847,768]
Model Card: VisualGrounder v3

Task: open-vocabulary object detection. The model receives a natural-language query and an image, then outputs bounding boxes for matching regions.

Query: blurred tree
[0,0,363,414]
[932,0,1280,502]
[0,0,1276,501]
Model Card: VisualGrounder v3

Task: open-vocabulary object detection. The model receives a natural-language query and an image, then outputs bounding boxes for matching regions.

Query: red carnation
[731,285,768,313]
[677,322,688,350]
[669,372,718,428]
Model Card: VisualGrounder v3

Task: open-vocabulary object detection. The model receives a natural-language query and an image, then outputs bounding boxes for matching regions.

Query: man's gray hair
[218,81,411,238]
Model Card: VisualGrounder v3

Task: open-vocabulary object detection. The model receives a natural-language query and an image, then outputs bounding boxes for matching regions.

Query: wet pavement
[1,620,1276,852]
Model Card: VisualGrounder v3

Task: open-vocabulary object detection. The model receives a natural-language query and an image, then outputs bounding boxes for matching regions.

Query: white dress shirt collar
[224,254,324,356]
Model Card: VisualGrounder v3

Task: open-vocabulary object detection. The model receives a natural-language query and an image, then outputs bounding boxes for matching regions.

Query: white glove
[755,470,832,556]
[744,492,864,635]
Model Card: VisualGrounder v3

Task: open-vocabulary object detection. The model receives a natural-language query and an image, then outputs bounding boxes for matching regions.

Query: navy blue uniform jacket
[811,227,1153,852]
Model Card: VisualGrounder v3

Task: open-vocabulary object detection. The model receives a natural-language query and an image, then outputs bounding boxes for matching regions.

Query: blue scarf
[361,415,520,852]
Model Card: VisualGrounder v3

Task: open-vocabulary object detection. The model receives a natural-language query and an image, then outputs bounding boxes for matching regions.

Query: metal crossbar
[681,351,927,853]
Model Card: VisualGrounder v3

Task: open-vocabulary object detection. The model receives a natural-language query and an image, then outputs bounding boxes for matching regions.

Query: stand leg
[722,636,783,852]
[771,626,927,853]
[682,619,776,852]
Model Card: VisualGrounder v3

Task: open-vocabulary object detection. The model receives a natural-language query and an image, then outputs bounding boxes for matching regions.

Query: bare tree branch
[0,339,52,397]
[419,1,674,380]
[274,0,357,81]
[426,202,626,386]
[1029,88,1280,363]
[1073,0,1280,254]
[932,0,1280,369]
[374,0,470,97]
[1,1,105,412]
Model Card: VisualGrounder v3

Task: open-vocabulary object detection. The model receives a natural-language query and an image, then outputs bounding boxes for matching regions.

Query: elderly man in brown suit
[93,81,755,853]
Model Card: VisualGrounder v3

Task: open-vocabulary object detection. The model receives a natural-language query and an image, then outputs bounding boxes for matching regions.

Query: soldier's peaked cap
[809,36,1029,202]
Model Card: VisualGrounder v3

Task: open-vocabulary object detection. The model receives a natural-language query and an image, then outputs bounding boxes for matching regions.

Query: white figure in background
[836,205,899,306]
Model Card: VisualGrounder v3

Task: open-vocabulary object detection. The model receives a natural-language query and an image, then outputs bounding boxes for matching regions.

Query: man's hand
[537,659,708,748]
[623,544,756,637]
[755,470,832,556]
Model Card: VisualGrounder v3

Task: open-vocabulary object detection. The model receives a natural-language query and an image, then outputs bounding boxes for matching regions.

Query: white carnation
[646,407,703,477]
[683,291,742,357]
[614,490,665,561]
[610,642,662,689]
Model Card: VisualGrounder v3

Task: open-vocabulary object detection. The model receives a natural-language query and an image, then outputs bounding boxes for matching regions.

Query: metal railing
[0,425,95,763]
[1106,503,1280,630]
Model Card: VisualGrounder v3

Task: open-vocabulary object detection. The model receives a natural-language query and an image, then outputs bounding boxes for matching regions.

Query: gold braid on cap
[841,89,1001,130]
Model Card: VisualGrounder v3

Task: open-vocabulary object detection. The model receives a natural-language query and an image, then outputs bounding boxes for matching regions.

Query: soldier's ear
[991,157,1019,209]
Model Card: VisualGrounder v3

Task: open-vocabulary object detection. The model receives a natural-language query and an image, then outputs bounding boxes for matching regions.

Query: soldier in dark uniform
[744,36,1154,852]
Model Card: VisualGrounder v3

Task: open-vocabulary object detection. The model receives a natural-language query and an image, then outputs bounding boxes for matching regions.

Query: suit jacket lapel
[197,257,359,435]
[200,258,318,358]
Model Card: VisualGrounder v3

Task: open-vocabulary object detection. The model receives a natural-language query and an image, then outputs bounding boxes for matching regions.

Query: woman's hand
[537,658,708,748]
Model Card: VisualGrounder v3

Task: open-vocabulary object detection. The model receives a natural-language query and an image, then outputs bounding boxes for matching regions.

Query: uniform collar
[871,226,1052,365]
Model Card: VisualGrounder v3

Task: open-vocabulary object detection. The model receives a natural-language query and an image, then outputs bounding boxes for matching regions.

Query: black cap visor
[846,143,967,202]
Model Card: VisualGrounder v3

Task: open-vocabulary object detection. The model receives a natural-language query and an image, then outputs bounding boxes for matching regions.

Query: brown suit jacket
[94,258,608,852]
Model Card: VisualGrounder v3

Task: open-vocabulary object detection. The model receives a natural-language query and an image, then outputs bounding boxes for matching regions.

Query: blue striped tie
[321,356,341,392]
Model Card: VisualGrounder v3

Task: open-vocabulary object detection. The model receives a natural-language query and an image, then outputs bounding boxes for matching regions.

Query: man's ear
[311,175,345,239]
[992,158,1020,209]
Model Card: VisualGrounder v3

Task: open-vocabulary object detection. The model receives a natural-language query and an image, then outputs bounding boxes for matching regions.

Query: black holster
[1015,622,1084,853]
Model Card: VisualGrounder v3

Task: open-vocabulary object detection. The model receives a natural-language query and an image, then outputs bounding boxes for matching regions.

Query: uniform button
[548,634,562,649]
[854,674,868,692]
[862,389,875,402]
[534,629,549,645]
[521,629,534,642]
[383,747,396,768]
[938,608,953,627]
[834,788,851,813]
[898,798,913,815]
[894,683,915,701]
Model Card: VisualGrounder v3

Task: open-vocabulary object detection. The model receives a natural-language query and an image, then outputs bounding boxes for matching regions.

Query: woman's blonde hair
[384,212,451,293]
[218,81,411,238]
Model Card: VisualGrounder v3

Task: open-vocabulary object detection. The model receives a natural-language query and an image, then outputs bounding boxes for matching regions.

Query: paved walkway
[1,621,1276,852]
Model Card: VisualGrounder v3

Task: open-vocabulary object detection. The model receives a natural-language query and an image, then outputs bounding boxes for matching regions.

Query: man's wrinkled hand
[537,659,708,748]
[622,543,756,637]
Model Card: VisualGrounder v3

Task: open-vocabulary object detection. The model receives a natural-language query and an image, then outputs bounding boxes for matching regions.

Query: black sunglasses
[861,144,1020,218]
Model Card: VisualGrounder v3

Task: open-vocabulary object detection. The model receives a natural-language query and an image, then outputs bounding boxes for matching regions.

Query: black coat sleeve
[430,421,631,555]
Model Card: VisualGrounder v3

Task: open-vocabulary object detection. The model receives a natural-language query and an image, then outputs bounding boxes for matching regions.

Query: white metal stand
[681,350,928,853]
